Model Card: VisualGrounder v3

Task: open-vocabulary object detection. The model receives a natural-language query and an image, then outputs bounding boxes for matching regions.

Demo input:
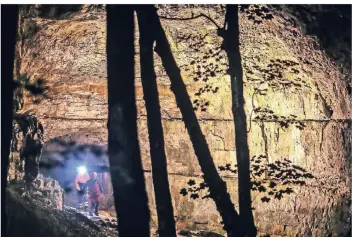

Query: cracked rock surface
[6,181,118,237]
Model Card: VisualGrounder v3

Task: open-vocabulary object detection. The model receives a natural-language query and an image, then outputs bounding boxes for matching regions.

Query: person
[84,171,104,216]
[74,168,90,210]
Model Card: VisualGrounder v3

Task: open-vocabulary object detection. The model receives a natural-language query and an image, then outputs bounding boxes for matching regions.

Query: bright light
[77,166,87,175]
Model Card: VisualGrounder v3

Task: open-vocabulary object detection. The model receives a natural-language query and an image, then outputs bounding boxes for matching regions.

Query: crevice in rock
[314,82,334,119]
[300,93,306,116]
[320,121,330,152]
[274,126,280,143]
[38,115,351,123]
[260,121,269,160]
[211,123,228,151]
[39,116,107,121]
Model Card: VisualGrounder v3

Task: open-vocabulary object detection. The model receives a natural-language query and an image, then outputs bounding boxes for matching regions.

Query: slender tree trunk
[1,4,19,236]
[141,5,243,237]
[106,5,150,237]
[223,5,257,237]
[136,8,177,237]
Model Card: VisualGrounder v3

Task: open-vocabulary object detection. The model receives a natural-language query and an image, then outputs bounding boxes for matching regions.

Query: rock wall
[6,182,115,237]
[8,113,44,182]
[31,174,64,210]
[16,5,351,236]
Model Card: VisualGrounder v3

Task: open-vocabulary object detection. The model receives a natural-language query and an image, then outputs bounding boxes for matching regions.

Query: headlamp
[77,166,87,175]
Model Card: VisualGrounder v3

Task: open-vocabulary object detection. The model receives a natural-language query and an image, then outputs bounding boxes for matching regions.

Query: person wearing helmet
[84,171,104,216]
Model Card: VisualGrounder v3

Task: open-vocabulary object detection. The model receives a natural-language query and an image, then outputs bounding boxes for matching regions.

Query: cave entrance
[39,137,116,216]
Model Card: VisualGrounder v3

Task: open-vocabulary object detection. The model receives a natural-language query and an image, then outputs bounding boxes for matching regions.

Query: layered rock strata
[15,5,351,236]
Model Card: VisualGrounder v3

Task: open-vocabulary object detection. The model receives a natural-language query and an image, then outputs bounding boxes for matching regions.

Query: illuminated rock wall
[16,5,351,236]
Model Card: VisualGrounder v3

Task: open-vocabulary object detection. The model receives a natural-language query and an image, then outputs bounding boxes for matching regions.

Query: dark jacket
[83,179,104,194]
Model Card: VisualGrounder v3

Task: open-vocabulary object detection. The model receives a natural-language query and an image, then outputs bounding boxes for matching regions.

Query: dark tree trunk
[136,7,177,237]
[140,5,243,237]
[106,5,150,237]
[1,4,19,237]
[223,5,257,237]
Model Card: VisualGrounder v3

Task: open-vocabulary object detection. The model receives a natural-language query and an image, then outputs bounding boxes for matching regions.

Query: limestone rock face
[6,182,116,237]
[16,5,351,236]
[8,113,43,182]
[32,174,64,210]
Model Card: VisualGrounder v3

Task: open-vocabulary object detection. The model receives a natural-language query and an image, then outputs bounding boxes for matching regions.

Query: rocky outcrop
[32,174,64,210]
[15,4,351,237]
[8,113,43,182]
[6,181,117,237]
